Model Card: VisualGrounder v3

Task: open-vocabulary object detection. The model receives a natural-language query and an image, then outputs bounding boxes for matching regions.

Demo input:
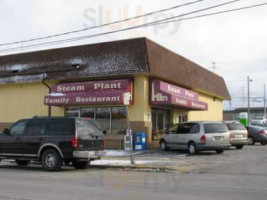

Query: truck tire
[41,149,63,171]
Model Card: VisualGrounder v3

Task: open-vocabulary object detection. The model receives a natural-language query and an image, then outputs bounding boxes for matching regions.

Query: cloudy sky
[0,0,267,110]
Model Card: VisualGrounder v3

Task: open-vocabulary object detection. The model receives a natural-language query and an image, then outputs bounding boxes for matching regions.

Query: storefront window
[111,107,127,135]
[81,108,95,119]
[96,107,111,134]
[67,106,127,135]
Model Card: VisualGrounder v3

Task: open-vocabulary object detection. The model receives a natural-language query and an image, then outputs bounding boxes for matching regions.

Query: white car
[251,118,267,126]
[160,121,231,155]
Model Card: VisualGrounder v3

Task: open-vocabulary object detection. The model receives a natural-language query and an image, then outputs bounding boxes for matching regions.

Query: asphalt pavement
[0,145,267,200]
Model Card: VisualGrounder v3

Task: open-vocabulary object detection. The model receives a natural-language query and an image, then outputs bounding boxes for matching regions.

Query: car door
[164,124,178,148]
[175,123,192,149]
[0,120,28,155]
[21,118,46,156]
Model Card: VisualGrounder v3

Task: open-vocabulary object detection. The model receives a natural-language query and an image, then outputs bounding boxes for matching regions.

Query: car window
[177,124,192,134]
[10,120,28,136]
[76,118,103,136]
[47,118,74,135]
[24,119,46,135]
[190,123,200,133]
[204,123,228,134]
[226,122,246,131]
[168,124,178,133]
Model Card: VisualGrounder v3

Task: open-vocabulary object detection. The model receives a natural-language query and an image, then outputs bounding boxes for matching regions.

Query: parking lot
[0,145,267,200]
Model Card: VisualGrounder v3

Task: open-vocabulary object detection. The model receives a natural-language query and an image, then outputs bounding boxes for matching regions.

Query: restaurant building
[0,38,230,149]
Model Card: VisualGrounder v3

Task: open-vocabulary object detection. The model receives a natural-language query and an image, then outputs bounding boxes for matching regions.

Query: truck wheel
[15,160,30,166]
[261,142,267,145]
[72,161,89,169]
[42,149,63,171]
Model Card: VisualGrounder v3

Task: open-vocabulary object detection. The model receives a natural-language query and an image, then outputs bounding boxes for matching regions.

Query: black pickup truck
[0,117,105,171]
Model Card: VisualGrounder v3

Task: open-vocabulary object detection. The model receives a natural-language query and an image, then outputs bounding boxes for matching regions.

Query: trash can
[133,132,146,151]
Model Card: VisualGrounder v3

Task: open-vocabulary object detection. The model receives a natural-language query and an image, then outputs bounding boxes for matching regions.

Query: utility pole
[247,76,253,125]
[264,84,266,119]
[210,61,218,73]
[241,87,245,107]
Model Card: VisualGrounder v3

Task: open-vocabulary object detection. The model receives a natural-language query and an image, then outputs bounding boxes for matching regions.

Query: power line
[0,0,205,47]
[0,0,244,53]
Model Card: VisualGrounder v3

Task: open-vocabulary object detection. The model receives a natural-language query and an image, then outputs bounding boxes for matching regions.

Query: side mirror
[102,130,107,135]
[3,128,10,135]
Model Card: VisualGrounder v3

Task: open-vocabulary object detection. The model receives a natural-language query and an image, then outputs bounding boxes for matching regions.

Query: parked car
[159,121,231,155]
[251,118,267,126]
[245,125,267,145]
[0,117,105,171]
[223,121,248,149]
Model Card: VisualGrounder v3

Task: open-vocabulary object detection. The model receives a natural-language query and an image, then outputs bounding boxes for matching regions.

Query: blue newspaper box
[133,132,146,151]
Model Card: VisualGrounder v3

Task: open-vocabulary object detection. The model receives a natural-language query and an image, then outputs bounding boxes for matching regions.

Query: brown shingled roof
[0,37,230,100]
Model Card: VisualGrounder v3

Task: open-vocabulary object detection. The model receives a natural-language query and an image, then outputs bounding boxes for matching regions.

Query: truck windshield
[76,118,103,136]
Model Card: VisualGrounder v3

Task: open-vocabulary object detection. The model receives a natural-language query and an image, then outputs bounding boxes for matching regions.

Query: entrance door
[152,108,171,140]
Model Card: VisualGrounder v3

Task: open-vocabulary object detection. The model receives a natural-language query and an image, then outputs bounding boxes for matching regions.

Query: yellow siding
[188,93,223,121]
[128,75,151,122]
[0,82,64,122]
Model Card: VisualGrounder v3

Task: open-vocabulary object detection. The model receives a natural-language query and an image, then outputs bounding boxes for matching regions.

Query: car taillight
[72,137,78,148]
[260,130,266,135]
[200,135,206,143]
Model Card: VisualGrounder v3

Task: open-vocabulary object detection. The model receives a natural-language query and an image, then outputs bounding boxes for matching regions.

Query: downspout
[42,79,51,117]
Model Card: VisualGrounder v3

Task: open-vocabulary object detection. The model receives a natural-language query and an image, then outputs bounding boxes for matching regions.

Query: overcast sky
[0,0,267,110]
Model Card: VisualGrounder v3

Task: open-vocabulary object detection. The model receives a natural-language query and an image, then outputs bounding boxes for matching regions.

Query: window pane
[81,108,95,119]
[24,119,45,135]
[226,122,246,131]
[48,119,74,135]
[76,118,102,136]
[10,120,28,135]
[96,107,111,134]
[204,123,228,134]
[177,124,191,134]
[111,107,127,135]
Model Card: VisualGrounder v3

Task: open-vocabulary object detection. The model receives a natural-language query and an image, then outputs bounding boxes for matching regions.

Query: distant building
[224,107,267,121]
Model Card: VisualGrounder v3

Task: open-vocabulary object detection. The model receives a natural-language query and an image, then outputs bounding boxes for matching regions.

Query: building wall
[0,81,64,125]
[188,93,223,121]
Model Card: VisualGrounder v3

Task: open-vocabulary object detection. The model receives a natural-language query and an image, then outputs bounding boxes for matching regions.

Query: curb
[89,164,188,173]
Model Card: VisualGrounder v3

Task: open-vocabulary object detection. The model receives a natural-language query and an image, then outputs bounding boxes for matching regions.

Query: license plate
[214,136,223,141]
[235,135,243,138]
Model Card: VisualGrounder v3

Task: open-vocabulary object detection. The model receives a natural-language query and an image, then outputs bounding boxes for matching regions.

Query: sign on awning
[150,79,208,110]
[45,79,133,106]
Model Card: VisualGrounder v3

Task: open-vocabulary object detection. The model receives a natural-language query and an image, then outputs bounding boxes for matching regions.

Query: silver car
[224,121,248,149]
[160,121,231,155]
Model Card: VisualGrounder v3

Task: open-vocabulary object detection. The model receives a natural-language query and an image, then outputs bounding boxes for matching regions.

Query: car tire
[160,140,169,151]
[72,161,89,169]
[188,142,198,155]
[15,160,30,166]
[235,145,244,150]
[261,142,267,145]
[41,149,63,171]
[248,136,255,145]
[216,149,224,154]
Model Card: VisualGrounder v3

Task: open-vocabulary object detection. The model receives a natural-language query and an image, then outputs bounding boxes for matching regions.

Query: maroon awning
[150,79,208,110]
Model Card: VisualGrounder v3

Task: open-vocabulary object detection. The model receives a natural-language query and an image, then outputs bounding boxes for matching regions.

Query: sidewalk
[90,150,196,173]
